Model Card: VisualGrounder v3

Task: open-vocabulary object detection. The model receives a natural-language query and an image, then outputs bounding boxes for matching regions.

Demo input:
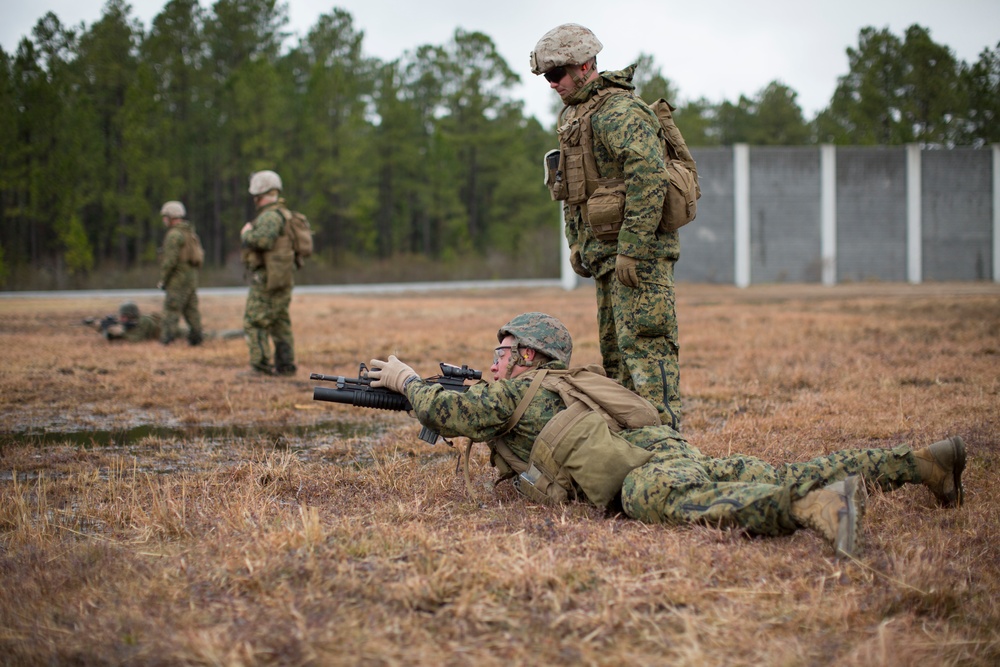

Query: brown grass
[1,282,998,666]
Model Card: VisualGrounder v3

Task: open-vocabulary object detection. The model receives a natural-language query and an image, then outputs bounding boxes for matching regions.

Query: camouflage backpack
[179,226,205,267]
[278,207,314,268]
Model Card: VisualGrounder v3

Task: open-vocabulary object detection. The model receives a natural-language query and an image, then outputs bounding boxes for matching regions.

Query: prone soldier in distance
[83,301,163,342]
[84,301,242,343]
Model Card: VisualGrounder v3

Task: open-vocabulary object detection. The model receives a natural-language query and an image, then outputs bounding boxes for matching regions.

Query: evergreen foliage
[0,5,994,287]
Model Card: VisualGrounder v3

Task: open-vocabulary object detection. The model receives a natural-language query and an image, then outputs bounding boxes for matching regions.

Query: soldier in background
[240,170,297,376]
[87,301,162,342]
[530,24,682,429]
[158,201,204,346]
[84,301,242,343]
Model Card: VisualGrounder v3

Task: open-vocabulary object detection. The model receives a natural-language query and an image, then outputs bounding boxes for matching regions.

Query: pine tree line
[0,0,996,288]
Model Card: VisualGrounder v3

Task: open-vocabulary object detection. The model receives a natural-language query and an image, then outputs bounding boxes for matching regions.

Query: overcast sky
[3,0,998,125]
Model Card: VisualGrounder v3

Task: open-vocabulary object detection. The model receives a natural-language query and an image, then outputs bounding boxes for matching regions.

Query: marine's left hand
[615,254,640,288]
[368,355,418,393]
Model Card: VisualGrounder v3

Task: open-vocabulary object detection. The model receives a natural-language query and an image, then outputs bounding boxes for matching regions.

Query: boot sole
[834,475,867,558]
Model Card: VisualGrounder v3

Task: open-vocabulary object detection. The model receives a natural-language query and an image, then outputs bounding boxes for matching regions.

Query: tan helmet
[529,24,603,75]
[160,201,186,218]
[248,170,282,196]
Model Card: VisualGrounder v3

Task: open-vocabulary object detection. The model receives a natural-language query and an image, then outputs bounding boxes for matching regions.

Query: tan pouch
[586,178,626,241]
[522,404,654,508]
[660,160,699,232]
[264,248,295,290]
[515,463,569,505]
[563,145,587,205]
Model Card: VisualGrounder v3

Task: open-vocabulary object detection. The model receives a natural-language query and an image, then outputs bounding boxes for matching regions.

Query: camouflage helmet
[248,170,282,196]
[119,301,140,319]
[159,200,186,218]
[497,312,573,365]
[529,24,603,75]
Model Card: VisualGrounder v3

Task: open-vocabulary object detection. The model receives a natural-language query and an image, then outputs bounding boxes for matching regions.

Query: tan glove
[368,355,418,393]
[615,254,640,288]
[570,247,592,278]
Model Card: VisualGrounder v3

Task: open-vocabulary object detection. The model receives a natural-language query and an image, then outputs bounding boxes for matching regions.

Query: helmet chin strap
[569,62,590,89]
[562,61,597,105]
[503,345,541,379]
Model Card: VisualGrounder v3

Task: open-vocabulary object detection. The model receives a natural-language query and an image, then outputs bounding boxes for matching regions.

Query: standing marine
[240,170,297,376]
[531,24,682,428]
[158,200,204,346]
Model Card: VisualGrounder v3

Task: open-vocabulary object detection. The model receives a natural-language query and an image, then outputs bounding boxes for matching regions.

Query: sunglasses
[493,345,513,364]
[543,66,567,83]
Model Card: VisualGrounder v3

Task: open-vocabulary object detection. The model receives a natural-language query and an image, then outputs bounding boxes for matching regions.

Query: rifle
[311,362,482,444]
[82,315,120,333]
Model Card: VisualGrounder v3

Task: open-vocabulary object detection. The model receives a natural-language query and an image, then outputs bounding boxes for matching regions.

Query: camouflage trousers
[621,430,920,536]
[595,257,680,428]
[162,274,203,345]
[243,274,295,373]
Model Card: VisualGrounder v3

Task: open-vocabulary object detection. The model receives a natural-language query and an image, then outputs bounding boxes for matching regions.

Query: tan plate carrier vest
[549,88,700,238]
[488,365,660,508]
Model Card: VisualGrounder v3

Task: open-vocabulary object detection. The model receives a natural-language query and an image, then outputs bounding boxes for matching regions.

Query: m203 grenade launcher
[310,362,482,444]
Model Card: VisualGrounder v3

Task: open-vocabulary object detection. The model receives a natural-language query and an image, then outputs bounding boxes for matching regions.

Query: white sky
[2,0,997,125]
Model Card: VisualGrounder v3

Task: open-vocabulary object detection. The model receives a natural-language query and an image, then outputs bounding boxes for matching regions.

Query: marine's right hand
[570,248,592,278]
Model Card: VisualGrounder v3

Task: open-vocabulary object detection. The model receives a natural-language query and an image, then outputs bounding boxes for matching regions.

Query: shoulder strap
[499,369,548,436]
[651,98,698,176]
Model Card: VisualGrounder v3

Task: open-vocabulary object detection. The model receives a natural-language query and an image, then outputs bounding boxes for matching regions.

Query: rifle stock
[311,362,482,444]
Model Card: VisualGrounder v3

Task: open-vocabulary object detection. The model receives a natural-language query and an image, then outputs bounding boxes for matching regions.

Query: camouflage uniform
[562,66,681,428]
[105,313,164,342]
[159,221,203,345]
[242,201,295,375]
[403,363,923,536]
[620,429,920,536]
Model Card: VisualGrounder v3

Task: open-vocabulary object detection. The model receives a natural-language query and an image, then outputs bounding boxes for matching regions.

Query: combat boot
[912,436,966,507]
[274,341,296,376]
[790,475,866,558]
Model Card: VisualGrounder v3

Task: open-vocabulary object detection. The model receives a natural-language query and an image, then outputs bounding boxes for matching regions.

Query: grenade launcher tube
[312,386,412,412]
[310,362,482,445]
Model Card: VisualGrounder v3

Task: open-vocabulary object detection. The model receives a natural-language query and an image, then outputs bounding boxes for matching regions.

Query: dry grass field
[1,282,998,666]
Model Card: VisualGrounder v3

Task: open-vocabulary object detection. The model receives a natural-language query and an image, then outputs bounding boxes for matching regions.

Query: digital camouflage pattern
[242,201,296,374]
[497,312,573,364]
[529,23,603,75]
[621,436,920,536]
[561,66,681,427]
[105,313,163,342]
[160,221,203,345]
[406,359,570,463]
[404,362,925,534]
[596,258,680,427]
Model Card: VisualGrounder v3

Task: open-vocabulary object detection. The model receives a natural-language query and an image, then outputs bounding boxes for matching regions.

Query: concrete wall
[648,144,999,286]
